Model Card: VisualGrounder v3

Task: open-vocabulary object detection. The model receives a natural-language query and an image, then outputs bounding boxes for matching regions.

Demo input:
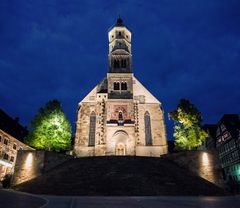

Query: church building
[74,18,168,157]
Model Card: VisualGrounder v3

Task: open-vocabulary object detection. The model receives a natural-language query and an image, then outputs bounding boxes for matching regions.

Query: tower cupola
[108,18,132,73]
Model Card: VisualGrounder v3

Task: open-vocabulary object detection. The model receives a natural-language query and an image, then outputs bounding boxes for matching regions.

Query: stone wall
[164,150,224,187]
[138,103,167,146]
[136,145,168,157]
[11,150,72,186]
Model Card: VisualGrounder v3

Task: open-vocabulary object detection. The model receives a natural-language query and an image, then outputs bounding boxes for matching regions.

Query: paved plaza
[0,189,240,208]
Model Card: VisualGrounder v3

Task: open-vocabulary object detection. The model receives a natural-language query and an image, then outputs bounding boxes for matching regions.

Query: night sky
[1,0,240,140]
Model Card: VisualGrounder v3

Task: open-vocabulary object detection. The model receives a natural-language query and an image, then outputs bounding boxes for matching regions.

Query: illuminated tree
[169,99,208,150]
[26,100,72,151]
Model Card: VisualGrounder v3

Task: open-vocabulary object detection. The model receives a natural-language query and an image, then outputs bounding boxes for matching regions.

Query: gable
[79,76,161,105]
[132,76,160,104]
[79,85,97,104]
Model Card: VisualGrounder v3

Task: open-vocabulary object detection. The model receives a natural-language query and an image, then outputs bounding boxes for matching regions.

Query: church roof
[79,75,161,105]
[115,18,124,26]
[132,76,161,104]
[218,114,240,138]
[108,18,130,32]
[97,77,108,93]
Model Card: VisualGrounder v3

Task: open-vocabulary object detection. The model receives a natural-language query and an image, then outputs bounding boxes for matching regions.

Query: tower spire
[116,16,123,26]
[108,19,132,73]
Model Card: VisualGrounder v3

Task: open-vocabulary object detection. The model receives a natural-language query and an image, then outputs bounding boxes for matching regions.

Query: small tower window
[119,31,122,36]
[114,60,120,68]
[114,82,120,90]
[121,82,127,90]
[121,59,127,68]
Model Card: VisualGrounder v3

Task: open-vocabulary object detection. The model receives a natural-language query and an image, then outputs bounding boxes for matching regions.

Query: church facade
[74,18,168,157]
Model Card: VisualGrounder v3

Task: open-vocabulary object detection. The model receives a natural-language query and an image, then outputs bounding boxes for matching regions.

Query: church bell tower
[108,18,132,73]
[107,18,133,99]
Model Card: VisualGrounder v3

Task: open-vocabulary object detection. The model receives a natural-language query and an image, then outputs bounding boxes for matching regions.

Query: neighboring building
[198,124,218,150]
[204,124,218,149]
[0,109,32,179]
[216,114,240,187]
[74,18,168,157]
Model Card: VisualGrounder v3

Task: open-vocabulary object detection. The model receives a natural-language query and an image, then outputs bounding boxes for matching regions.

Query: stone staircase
[13,156,227,196]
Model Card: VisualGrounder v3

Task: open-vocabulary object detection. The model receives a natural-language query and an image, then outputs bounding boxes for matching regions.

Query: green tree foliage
[169,99,208,150]
[26,100,72,151]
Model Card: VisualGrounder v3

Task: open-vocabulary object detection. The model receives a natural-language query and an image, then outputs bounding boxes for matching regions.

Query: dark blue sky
[1,0,240,140]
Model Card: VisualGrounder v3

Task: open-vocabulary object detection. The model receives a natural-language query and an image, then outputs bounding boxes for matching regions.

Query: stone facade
[11,150,73,186]
[74,18,168,157]
[0,129,32,179]
[165,150,224,188]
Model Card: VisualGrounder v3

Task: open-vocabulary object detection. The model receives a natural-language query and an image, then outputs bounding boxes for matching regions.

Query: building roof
[0,109,28,142]
[203,124,218,138]
[80,75,161,104]
[97,77,108,93]
[218,114,240,138]
[108,17,130,32]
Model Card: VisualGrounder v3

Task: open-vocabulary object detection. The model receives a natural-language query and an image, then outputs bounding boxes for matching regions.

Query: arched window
[121,82,127,90]
[144,111,152,145]
[122,59,127,68]
[114,60,117,68]
[116,60,120,68]
[89,111,96,146]
[114,82,120,90]
[114,60,120,68]
[121,59,123,67]
[118,111,123,120]
[120,59,127,68]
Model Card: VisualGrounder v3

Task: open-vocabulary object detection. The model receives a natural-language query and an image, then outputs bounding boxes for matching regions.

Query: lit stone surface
[0,129,32,179]
[74,19,168,157]
[165,150,224,187]
[11,150,72,186]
